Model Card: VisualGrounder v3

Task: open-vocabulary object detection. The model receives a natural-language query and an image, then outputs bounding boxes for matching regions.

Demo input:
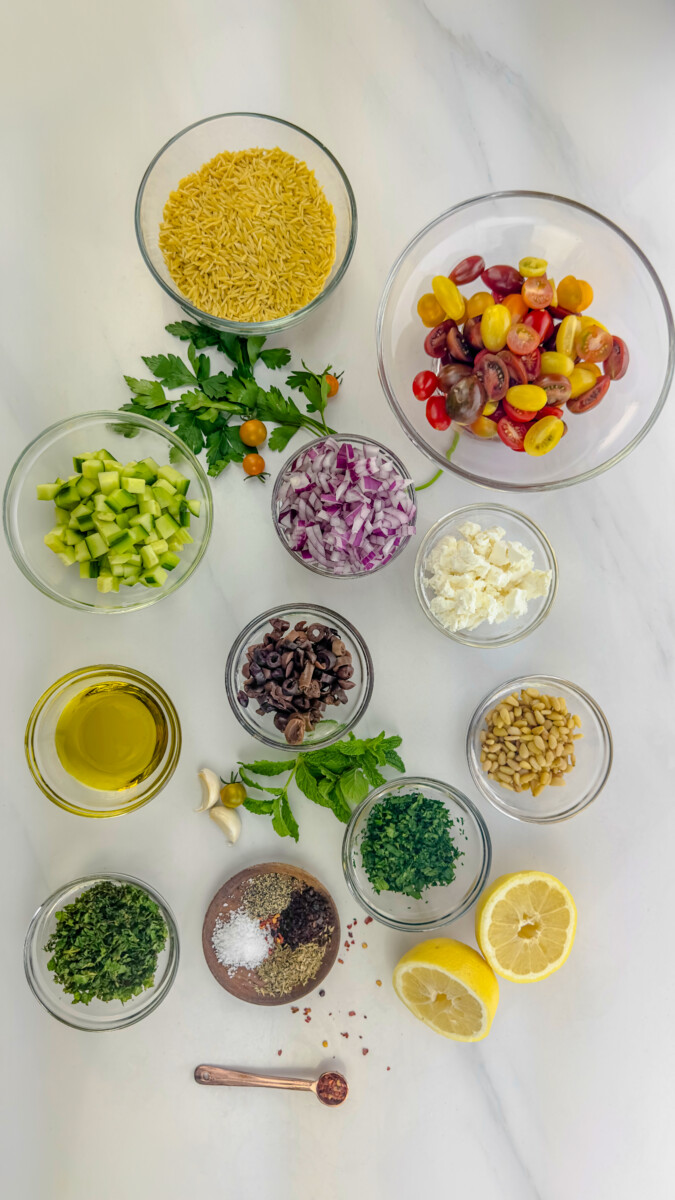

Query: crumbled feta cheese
[423,522,552,633]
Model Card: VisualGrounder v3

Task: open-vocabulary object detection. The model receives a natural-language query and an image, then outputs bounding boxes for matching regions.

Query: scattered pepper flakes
[344,941,350,949]
[341,1032,349,1039]
[361,942,368,948]
[291,1006,299,1013]
[348,1011,356,1017]
[277,1050,282,1056]
[305,1017,311,1024]
[338,958,344,965]
[376,979,382,987]
[386,1066,391,1071]
[303,1007,311,1014]
[322,1040,328,1048]
[319,989,325,997]
[347,923,352,930]
[362,1048,369,1056]
[364,916,373,925]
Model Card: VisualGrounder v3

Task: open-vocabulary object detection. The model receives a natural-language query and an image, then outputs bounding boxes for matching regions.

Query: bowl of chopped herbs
[342,777,492,931]
[24,873,179,1030]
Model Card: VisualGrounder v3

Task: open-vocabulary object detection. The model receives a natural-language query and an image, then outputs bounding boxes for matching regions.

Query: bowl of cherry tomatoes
[376,192,673,491]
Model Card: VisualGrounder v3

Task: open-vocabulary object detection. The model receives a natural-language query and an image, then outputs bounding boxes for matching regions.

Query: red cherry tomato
[502,399,537,424]
[603,336,630,380]
[446,325,473,363]
[575,325,613,363]
[497,349,528,386]
[549,305,578,319]
[425,394,452,430]
[521,349,542,381]
[506,323,542,356]
[481,264,524,295]
[523,310,554,342]
[537,373,572,404]
[450,255,485,285]
[474,352,509,401]
[522,277,554,309]
[497,416,527,451]
[463,316,485,351]
[567,375,611,414]
[539,404,564,419]
[412,370,438,401]
[437,362,472,392]
[424,321,456,358]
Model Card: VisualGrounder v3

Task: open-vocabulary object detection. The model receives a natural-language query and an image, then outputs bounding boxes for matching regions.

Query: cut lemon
[475,871,577,983]
[393,938,499,1042]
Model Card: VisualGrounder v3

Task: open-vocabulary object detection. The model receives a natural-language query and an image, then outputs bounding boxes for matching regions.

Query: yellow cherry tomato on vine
[243,453,266,476]
[325,373,340,398]
[220,781,246,808]
[239,419,267,447]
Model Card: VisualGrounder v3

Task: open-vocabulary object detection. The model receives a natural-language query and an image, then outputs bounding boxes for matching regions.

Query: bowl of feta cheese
[414,504,557,647]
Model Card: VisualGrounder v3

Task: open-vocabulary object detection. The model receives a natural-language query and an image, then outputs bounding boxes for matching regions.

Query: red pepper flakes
[322,1040,328,1048]
[341,1032,349,1039]
[364,916,373,925]
[278,1050,282,1056]
[362,1048,369,1056]
[344,941,350,949]
[291,1006,299,1013]
[362,942,368,948]
[348,1011,356,1017]
[303,1007,311,1014]
[338,958,344,965]
[376,979,382,987]
[347,923,352,930]
[305,1017,311,1024]
[387,1066,391,1071]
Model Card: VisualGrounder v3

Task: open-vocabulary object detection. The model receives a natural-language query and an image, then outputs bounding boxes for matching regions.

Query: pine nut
[480,687,581,798]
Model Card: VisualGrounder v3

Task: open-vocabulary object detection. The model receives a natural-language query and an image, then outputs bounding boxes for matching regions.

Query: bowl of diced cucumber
[3,411,213,612]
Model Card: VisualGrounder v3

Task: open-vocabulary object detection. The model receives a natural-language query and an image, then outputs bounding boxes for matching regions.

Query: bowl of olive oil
[25,665,181,817]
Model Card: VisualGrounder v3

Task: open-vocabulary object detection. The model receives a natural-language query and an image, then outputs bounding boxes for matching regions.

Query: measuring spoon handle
[194,1064,313,1092]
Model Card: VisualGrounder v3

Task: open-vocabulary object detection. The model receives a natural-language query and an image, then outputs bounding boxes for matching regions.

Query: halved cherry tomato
[424,320,456,358]
[521,349,542,381]
[506,323,542,356]
[537,374,572,405]
[483,399,499,416]
[547,278,558,307]
[502,399,537,423]
[555,315,582,357]
[481,265,524,294]
[243,453,266,476]
[432,275,465,321]
[540,350,574,377]
[437,363,472,392]
[425,394,452,431]
[539,404,564,419]
[505,384,547,412]
[470,415,498,438]
[567,375,611,414]
[450,255,485,285]
[521,276,554,309]
[578,314,609,333]
[474,352,509,401]
[239,419,268,446]
[417,293,446,327]
[603,336,629,381]
[481,304,511,352]
[502,293,529,324]
[447,325,473,362]
[412,370,438,401]
[568,366,598,399]
[577,361,601,379]
[465,291,494,319]
[519,257,548,278]
[445,375,486,425]
[523,309,554,342]
[497,416,527,451]
[462,316,483,351]
[577,281,593,310]
[497,349,528,386]
[575,324,613,363]
[524,415,565,456]
[557,276,583,312]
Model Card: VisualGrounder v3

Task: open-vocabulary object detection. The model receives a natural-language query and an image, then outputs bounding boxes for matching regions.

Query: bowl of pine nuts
[466,676,613,823]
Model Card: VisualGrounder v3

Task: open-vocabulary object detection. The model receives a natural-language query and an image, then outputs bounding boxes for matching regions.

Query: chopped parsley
[360,792,462,899]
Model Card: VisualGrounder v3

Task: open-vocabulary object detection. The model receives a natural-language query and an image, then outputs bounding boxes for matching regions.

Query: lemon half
[393,938,499,1042]
[476,871,577,983]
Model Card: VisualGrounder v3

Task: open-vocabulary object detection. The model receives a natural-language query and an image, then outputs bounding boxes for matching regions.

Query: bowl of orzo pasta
[135,113,357,335]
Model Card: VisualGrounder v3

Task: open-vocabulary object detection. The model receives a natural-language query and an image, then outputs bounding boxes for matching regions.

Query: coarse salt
[212,909,273,975]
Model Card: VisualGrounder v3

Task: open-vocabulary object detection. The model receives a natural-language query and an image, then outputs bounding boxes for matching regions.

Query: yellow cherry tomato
[524,415,565,456]
[548,276,558,307]
[243,453,266,477]
[505,384,547,413]
[568,366,598,399]
[576,361,601,378]
[578,313,608,333]
[417,292,446,327]
[325,373,340,398]
[539,350,574,377]
[481,303,511,352]
[576,280,593,310]
[557,275,583,312]
[239,419,268,447]
[432,276,465,321]
[483,400,499,416]
[470,415,498,438]
[556,314,581,357]
[465,290,494,319]
[220,781,246,808]
[519,256,548,278]
[502,293,529,324]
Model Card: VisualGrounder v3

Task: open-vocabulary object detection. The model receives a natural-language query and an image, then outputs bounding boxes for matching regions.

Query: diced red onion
[275,437,416,575]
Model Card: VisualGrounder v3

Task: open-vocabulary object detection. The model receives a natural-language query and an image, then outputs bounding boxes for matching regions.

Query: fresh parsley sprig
[238,731,405,841]
[119,321,340,479]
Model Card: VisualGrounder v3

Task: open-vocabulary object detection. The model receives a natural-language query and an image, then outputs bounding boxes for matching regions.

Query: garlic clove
[209,805,242,844]
[196,768,222,812]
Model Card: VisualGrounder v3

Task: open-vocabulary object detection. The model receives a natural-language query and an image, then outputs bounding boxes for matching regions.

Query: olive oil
[54,682,168,791]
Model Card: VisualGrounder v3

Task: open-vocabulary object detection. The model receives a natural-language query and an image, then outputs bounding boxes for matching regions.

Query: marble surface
[2,1,675,1197]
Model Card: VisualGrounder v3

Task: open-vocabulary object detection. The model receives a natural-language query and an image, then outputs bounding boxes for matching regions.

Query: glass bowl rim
[3,409,214,613]
[134,111,358,335]
[466,672,614,823]
[376,188,675,492]
[25,663,182,817]
[224,601,375,751]
[23,870,180,1031]
[341,774,492,931]
[271,431,417,579]
[414,502,558,647]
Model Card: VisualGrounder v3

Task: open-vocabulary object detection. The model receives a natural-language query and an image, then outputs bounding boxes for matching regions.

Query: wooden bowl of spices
[202,862,340,1006]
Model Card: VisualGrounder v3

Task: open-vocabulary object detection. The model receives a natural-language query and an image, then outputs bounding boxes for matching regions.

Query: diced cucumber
[128,527,147,545]
[159,551,181,571]
[44,532,68,554]
[57,546,77,566]
[98,470,120,495]
[36,482,62,501]
[173,527,193,546]
[80,560,99,578]
[133,460,158,483]
[141,566,168,587]
[75,540,91,562]
[122,476,146,494]
[54,509,69,526]
[81,458,104,480]
[96,574,116,593]
[187,499,201,517]
[77,517,96,532]
[146,538,168,556]
[116,511,132,530]
[76,477,98,499]
[155,513,180,540]
[85,532,108,558]
[141,545,160,569]
[54,484,81,510]
[72,501,94,522]
[153,478,176,499]
[139,497,161,517]
[129,512,155,534]
[106,488,136,513]
[102,458,123,472]
[106,525,130,548]
[63,528,84,546]
[93,493,115,514]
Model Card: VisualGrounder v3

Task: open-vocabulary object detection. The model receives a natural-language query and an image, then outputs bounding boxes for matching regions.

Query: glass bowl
[271,433,417,578]
[24,872,179,1031]
[377,191,674,491]
[25,664,181,817]
[342,777,492,931]
[466,674,613,823]
[4,411,213,613]
[135,112,357,336]
[225,603,374,751]
[414,503,557,648]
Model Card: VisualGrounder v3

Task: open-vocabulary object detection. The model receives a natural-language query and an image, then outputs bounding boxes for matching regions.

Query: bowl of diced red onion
[271,435,417,578]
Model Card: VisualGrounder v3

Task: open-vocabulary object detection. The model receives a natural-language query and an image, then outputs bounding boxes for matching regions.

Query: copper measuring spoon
[194,1064,349,1106]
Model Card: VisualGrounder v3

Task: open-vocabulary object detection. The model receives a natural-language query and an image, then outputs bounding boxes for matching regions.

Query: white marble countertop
[3,1,675,1197]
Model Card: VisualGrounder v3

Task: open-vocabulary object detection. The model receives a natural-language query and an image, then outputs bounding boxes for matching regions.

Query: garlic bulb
[209,805,241,844]
[196,768,221,812]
